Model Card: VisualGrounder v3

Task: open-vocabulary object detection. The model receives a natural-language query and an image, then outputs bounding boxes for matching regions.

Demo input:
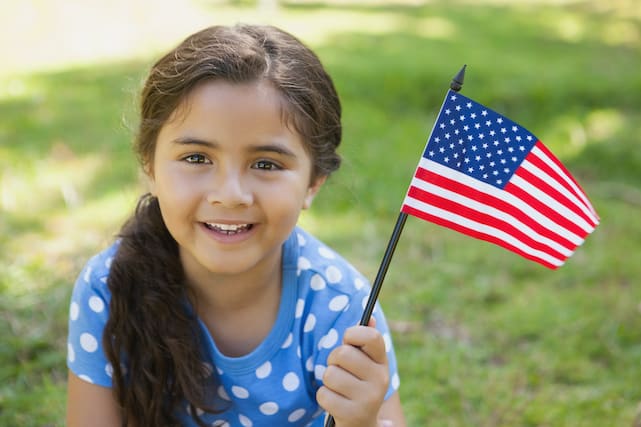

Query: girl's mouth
[203,223,253,235]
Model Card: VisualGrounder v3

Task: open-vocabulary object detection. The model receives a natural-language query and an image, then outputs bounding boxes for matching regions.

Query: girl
[66,24,405,427]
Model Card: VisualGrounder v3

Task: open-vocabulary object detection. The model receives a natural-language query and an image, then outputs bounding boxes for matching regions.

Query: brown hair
[103,24,342,426]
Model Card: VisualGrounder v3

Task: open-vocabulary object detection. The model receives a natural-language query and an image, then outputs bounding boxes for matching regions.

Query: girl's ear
[303,176,327,209]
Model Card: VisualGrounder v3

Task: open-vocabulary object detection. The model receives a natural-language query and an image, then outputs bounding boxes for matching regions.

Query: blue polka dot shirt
[67,227,400,426]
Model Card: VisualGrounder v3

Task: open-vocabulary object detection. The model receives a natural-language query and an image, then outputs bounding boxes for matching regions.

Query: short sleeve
[66,246,117,387]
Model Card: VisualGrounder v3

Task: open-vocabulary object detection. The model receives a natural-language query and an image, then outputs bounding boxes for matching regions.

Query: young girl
[66,24,405,427]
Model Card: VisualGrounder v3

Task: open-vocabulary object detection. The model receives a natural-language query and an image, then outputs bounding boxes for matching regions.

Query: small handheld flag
[401,72,599,269]
[323,66,599,427]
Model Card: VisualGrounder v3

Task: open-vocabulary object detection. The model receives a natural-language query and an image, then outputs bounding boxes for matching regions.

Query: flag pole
[323,65,467,427]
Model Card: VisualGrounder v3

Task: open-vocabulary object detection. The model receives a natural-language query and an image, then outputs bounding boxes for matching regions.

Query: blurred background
[1,0,640,425]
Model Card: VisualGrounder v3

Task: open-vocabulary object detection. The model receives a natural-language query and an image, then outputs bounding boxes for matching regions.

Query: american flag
[401,90,599,269]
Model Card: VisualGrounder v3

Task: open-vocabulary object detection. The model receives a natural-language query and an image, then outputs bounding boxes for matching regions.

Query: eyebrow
[171,137,297,157]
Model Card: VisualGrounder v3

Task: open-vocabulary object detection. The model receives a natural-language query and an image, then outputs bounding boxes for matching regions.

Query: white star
[468,167,474,173]
[478,133,485,139]
[501,128,507,134]
[460,115,466,121]
[445,133,451,139]
[463,125,469,131]
[444,156,450,162]
[468,135,474,141]
[497,117,503,124]
[445,109,451,115]
[486,120,492,126]
[440,123,446,129]
[450,119,456,125]
[497,179,503,185]
[435,137,440,143]
[512,126,518,132]
[474,123,481,129]
[466,102,472,108]
[429,150,435,156]
[481,110,488,116]
[450,95,457,101]
[504,137,511,143]
[471,113,477,119]
[456,105,462,111]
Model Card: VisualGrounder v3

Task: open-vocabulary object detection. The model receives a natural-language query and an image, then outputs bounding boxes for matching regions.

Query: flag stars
[435,137,441,143]
[439,147,445,153]
[468,135,474,141]
[478,133,485,139]
[439,123,446,129]
[460,115,466,121]
[455,105,462,111]
[463,125,469,131]
[497,118,503,124]
[512,126,518,132]
[450,95,458,101]
[501,127,507,134]
[489,130,496,136]
[481,110,488,116]
[516,135,522,142]
[526,135,533,141]
[466,102,472,108]
[450,119,456,125]
[504,137,511,143]
[445,108,451,115]
[474,123,481,129]
[471,113,477,119]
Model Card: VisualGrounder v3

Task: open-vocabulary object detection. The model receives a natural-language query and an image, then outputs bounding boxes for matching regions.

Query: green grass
[1,1,640,425]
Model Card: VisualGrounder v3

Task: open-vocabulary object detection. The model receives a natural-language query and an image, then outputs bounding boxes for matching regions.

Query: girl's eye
[253,160,281,171]
[183,154,209,164]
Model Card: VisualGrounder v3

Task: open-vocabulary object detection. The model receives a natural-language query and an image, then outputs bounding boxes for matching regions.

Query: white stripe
[510,174,595,234]
[414,158,584,245]
[409,177,574,256]
[530,146,599,222]
[402,196,566,267]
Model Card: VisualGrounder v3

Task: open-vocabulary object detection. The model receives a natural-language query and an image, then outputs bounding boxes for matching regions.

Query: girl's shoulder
[287,227,370,298]
[71,240,121,301]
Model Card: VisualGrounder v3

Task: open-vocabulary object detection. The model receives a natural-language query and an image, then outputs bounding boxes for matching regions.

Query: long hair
[103,24,342,426]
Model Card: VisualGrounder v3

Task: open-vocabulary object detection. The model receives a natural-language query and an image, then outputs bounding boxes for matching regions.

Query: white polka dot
[105,363,113,377]
[99,277,107,284]
[296,346,301,358]
[67,343,75,363]
[80,333,98,352]
[295,299,305,318]
[69,302,79,321]
[319,329,339,349]
[212,421,229,427]
[78,374,93,383]
[298,256,311,271]
[288,408,306,422]
[314,365,326,380]
[328,295,349,312]
[83,267,92,283]
[354,277,365,290]
[218,385,230,401]
[282,372,300,391]
[303,314,316,332]
[310,274,326,291]
[105,257,113,268]
[216,366,224,375]
[361,295,369,310]
[259,402,279,415]
[318,246,335,259]
[297,232,306,246]
[325,266,342,283]
[239,414,253,427]
[88,296,104,313]
[231,385,249,399]
[305,356,314,372]
[281,333,293,349]
[256,361,272,379]
[391,372,400,389]
[383,333,392,352]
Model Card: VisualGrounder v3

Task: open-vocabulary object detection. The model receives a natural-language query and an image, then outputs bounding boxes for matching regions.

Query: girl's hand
[317,317,390,427]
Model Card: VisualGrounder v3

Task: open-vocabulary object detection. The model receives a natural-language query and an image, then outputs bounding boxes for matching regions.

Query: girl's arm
[67,371,122,427]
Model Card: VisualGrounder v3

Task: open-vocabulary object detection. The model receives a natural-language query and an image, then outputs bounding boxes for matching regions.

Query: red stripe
[401,204,559,269]
[514,163,594,229]
[529,143,599,225]
[504,180,588,239]
[413,166,577,250]
[406,184,568,261]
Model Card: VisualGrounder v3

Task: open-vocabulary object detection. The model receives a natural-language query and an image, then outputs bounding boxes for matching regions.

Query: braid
[103,194,217,426]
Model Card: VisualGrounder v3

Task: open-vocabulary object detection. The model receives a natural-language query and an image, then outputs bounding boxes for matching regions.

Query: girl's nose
[205,169,253,207]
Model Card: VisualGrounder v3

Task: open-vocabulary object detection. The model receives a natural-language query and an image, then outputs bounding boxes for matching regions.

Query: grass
[1,0,640,425]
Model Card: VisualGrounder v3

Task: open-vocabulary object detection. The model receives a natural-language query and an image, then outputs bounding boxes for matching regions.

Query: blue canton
[424,89,538,189]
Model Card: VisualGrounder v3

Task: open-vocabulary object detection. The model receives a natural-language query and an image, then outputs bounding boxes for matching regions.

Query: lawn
[1,1,640,426]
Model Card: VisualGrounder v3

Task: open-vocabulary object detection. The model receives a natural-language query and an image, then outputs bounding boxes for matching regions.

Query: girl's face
[149,80,324,284]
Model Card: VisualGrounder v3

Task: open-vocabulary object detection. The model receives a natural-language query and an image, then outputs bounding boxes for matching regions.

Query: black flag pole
[323,65,467,427]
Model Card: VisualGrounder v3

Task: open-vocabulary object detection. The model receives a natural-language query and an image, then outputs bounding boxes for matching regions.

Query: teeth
[205,223,250,234]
